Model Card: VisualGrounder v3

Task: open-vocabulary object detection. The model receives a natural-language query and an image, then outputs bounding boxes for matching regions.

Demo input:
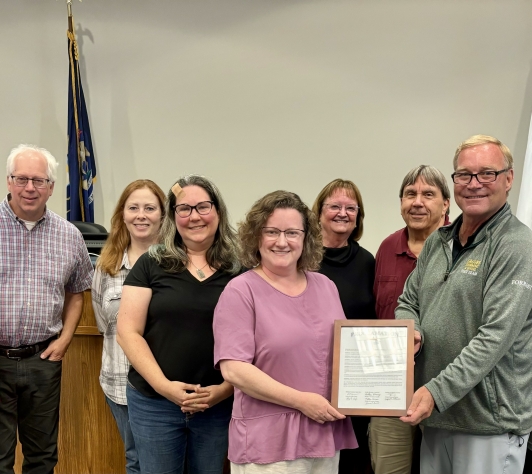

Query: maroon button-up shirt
[374,228,417,320]
[374,217,450,320]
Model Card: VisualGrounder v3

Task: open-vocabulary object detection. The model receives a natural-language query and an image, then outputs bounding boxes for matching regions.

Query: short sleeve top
[124,253,237,398]
[213,270,357,464]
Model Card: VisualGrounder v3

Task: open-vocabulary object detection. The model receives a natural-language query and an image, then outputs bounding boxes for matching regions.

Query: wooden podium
[15,291,126,474]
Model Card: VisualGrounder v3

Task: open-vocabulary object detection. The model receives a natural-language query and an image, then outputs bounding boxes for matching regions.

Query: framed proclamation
[331,319,415,417]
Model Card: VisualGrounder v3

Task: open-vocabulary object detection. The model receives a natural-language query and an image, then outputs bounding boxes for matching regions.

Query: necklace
[190,260,209,279]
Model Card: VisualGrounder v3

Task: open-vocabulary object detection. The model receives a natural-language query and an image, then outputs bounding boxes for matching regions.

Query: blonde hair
[312,179,365,242]
[453,135,513,170]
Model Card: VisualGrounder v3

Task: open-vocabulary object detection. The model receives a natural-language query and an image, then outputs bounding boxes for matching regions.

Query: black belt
[0,337,56,360]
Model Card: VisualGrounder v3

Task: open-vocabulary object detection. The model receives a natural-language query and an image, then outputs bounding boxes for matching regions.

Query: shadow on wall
[513,58,532,192]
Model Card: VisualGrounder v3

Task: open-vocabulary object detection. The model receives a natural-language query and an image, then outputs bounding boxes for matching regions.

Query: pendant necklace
[190,260,209,279]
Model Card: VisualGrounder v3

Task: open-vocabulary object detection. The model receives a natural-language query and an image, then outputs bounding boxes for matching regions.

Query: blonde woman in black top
[313,179,376,474]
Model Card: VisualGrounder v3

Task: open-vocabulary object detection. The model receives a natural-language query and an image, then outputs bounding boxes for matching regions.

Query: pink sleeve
[213,280,256,368]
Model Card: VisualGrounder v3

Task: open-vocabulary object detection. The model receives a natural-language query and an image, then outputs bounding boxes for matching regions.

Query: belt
[0,337,56,360]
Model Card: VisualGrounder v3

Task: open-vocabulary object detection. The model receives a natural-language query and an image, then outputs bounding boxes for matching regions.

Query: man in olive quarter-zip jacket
[396,135,532,474]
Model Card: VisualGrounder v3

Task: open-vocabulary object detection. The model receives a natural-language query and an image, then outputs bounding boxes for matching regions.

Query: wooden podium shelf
[15,291,126,474]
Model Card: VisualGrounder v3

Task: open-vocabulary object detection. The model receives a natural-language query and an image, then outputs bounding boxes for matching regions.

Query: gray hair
[149,174,240,274]
[6,144,59,182]
[453,135,513,170]
[399,165,451,215]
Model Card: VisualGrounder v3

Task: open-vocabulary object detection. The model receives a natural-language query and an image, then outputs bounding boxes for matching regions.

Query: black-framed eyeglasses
[173,201,214,218]
[451,169,509,185]
[10,175,52,189]
[261,227,305,241]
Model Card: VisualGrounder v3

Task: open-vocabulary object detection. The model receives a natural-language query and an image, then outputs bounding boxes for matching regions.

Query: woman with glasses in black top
[117,175,240,474]
[313,179,376,474]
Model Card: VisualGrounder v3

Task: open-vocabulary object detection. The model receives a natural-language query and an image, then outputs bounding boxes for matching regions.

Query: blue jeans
[105,396,141,474]
[127,384,231,474]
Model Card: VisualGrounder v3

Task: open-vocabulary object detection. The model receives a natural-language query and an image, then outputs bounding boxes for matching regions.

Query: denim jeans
[105,396,141,474]
[0,350,62,474]
[127,384,231,474]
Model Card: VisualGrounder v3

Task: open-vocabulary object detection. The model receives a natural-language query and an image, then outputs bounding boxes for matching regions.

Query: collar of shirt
[396,215,452,259]
[452,204,506,251]
[2,195,48,227]
[451,204,506,262]
[395,227,417,259]
[120,249,132,271]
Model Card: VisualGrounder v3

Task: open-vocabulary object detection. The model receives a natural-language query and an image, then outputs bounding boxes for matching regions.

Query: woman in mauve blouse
[214,190,357,474]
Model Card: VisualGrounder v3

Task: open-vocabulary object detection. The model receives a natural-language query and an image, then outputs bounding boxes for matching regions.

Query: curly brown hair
[238,190,323,271]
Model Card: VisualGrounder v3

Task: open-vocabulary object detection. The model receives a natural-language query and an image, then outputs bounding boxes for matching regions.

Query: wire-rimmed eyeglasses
[10,176,52,189]
[261,227,305,241]
[323,203,359,215]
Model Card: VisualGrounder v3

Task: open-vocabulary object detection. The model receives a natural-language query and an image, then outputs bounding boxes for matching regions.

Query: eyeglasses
[174,201,214,218]
[261,227,305,241]
[451,169,509,185]
[10,176,51,189]
[323,203,359,215]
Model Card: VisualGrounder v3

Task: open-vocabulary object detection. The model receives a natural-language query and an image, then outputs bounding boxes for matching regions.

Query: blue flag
[67,28,96,222]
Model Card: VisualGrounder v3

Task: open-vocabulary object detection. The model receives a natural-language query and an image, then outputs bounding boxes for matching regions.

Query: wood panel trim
[75,326,101,336]
[75,290,101,336]
[16,290,126,474]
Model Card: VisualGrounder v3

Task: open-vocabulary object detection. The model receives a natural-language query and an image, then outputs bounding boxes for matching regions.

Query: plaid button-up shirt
[91,251,131,405]
[0,197,93,347]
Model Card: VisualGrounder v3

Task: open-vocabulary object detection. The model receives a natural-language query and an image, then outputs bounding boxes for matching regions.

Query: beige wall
[1,0,532,254]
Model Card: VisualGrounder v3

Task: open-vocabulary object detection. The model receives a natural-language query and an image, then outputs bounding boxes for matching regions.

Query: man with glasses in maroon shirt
[0,144,93,474]
[370,165,450,474]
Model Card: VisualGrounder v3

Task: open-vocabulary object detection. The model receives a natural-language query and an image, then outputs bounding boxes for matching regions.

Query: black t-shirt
[451,204,506,263]
[124,253,238,398]
[318,240,376,320]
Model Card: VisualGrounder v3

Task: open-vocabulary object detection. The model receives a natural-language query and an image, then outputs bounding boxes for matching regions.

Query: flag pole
[65,0,96,222]
[67,0,73,33]
[66,0,85,221]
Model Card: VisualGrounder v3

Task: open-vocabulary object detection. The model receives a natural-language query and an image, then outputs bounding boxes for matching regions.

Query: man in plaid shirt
[0,144,93,474]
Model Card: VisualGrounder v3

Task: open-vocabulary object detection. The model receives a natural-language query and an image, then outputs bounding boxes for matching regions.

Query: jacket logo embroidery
[512,280,532,290]
[461,259,481,276]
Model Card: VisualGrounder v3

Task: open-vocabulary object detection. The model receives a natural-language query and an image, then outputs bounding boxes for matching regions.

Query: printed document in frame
[331,319,414,416]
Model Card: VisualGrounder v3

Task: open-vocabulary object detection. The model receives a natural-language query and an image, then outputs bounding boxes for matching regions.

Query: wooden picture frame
[331,319,415,417]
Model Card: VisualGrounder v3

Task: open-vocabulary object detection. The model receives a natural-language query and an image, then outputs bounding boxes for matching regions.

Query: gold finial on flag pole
[67,0,73,33]
[66,0,81,30]
[66,0,81,10]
